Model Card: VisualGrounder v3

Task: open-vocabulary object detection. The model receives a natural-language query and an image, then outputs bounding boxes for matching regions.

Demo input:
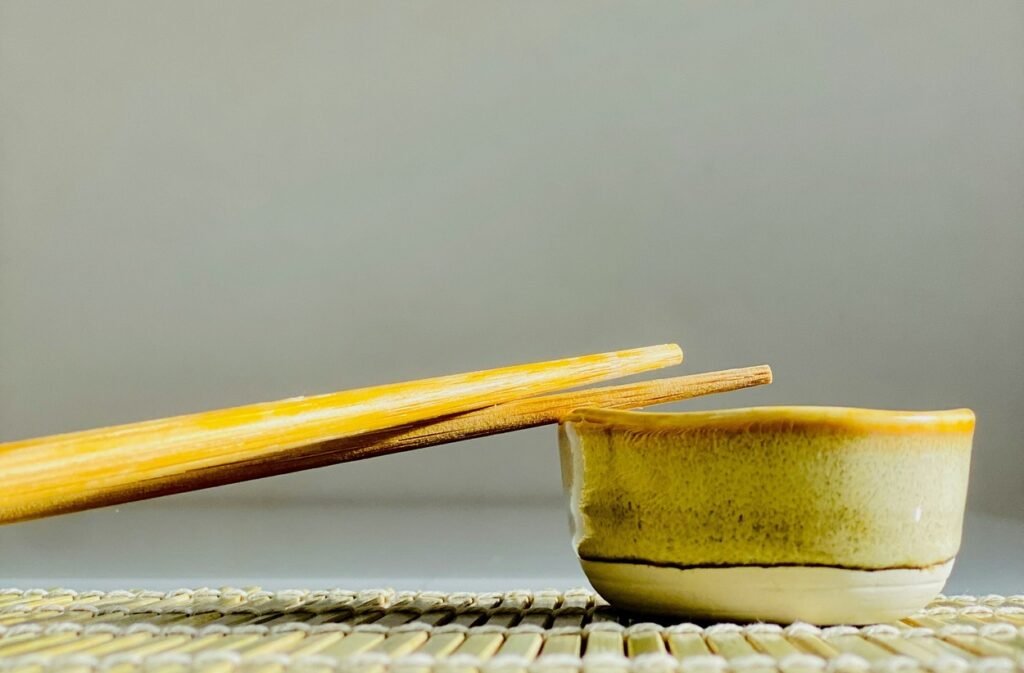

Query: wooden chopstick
[0,344,682,524]
[8,365,771,520]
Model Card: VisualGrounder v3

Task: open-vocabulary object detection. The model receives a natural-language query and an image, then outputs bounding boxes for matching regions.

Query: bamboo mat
[0,589,1021,672]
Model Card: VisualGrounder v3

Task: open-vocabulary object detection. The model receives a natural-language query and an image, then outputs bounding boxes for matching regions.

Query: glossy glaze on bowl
[558,406,975,624]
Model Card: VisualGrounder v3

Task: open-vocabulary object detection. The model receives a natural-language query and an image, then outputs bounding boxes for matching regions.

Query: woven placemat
[0,588,1022,672]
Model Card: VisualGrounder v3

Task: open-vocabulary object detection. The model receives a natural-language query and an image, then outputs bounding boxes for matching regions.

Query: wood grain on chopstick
[0,344,682,523]
[18,365,771,519]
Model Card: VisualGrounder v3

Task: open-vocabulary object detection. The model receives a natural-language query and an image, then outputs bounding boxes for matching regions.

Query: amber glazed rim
[563,406,975,435]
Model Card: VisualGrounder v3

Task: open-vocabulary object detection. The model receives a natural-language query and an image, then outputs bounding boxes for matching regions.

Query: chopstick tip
[663,343,684,364]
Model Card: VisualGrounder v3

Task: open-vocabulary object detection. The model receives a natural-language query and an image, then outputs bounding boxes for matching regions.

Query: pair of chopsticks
[0,344,771,524]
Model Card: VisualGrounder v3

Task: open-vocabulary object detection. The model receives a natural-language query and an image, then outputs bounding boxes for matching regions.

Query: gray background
[1,1,1022,592]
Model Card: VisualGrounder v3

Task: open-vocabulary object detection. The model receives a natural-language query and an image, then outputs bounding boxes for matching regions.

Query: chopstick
[6,365,771,520]
[0,344,682,523]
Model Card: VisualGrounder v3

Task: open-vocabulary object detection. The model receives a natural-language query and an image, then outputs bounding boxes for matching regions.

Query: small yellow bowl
[558,406,975,624]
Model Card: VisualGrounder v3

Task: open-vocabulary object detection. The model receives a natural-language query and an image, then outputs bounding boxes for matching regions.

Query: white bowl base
[580,558,954,625]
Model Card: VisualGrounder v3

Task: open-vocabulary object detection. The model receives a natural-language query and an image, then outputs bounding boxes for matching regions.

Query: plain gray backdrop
[1,1,1022,591]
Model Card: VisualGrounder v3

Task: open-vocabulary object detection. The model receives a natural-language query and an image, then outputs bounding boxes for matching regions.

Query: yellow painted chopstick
[0,344,682,523]
[70,365,773,515]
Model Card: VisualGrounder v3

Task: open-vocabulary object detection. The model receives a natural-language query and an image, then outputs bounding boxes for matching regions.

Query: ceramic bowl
[558,406,974,624]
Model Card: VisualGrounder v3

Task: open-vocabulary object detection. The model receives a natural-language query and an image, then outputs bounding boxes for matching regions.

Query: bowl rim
[562,406,975,435]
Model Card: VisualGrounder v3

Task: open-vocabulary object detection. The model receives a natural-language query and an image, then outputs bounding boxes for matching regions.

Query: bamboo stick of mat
[0,344,682,524]
[2,365,770,521]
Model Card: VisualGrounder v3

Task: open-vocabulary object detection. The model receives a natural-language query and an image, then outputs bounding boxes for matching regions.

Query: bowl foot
[580,558,954,624]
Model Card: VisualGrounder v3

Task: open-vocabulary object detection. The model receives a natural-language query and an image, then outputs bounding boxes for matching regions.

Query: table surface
[1,587,1022,672]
